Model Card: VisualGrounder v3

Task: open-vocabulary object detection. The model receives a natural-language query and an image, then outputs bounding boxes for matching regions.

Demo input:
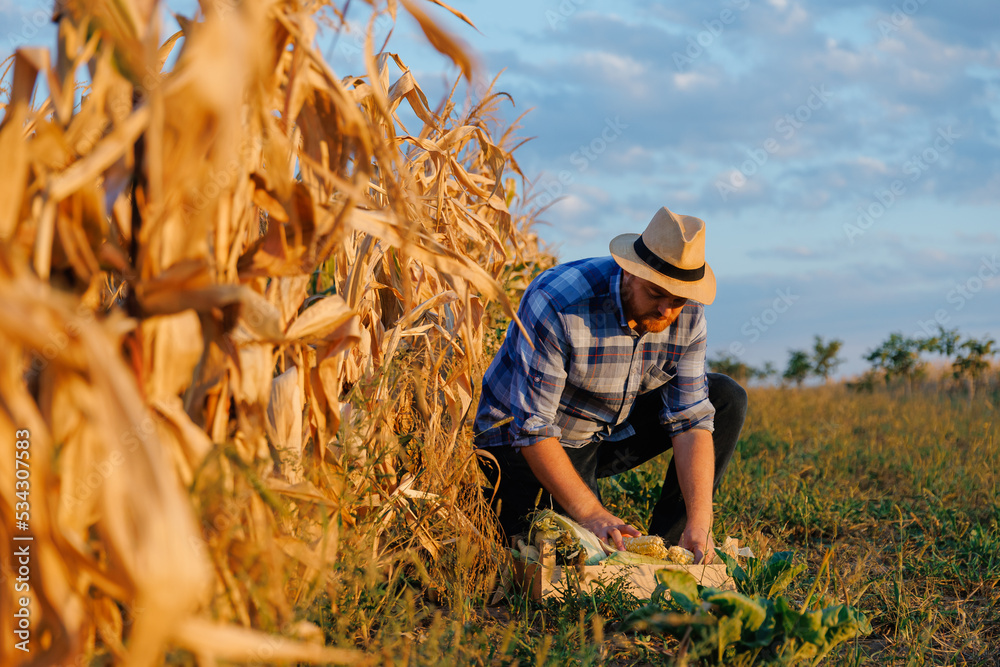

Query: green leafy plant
[623,551,872,665]
[716,549,805,599]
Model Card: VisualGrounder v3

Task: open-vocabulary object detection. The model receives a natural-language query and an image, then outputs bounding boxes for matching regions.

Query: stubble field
[601,383,1000,665]
[313,382,1000,666]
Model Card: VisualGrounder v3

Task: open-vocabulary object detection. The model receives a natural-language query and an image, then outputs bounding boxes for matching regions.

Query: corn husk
[529,509,608,566]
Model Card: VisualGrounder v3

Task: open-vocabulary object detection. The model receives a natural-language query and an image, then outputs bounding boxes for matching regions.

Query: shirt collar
[611,264,630,329]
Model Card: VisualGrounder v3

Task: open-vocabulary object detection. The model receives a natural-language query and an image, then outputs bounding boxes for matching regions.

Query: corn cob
[622,536,696,564]
[622,535,669,560]
[665,545,695,565]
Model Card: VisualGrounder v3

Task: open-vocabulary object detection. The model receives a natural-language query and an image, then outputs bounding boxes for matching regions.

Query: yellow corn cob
[622,535,670,560]
[622,536,696,564]
[666,545,695,565]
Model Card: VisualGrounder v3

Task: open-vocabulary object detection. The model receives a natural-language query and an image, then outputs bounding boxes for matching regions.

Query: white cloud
[608,145,655,171]
[820,42,873,75]
[767,1,810,33]
[854,156,889,173]
[673,71,713,90]
[551,194,593,219]
[575,50,644,81]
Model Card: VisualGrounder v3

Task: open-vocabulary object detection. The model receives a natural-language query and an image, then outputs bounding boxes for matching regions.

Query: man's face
[621,272,689,334]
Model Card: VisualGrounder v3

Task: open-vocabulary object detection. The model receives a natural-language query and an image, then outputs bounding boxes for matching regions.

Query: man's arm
[520,437,640,550]
[670,427,716,563]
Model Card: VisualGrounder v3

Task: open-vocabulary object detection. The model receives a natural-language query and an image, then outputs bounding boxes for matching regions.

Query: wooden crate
[512,538,734,600]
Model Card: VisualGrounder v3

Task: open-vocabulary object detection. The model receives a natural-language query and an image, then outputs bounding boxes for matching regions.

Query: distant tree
[921,325,960,357]
[846,369,880,393]
[811,335,844,383]
[708,352,752,384]
[783,350,812,387]
[920,325,961,389]
[751,361,778,384]
[864,332,925,392]
[708,354,779,385]
[952,335,996,400]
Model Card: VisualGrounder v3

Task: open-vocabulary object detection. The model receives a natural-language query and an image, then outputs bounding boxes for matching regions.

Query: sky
[3,0,998,379]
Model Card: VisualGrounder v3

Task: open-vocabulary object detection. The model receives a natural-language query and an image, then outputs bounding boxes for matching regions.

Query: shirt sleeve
[509,287,569,448]
[659,308,715,435]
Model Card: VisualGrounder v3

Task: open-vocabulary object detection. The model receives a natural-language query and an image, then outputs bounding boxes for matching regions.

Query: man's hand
[671,428,716,564]
[576,508,641,551]
[679,525,716,564]
[520,438,640,550]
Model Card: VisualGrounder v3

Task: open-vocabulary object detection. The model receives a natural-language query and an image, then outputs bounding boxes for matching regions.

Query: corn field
[0,1,551,664]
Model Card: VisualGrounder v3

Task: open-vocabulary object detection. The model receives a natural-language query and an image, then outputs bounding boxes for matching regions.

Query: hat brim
[610,233,717,305]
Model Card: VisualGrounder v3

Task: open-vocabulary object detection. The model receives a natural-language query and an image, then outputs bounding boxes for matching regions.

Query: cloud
[955,231,1000,246]
[750,245,833,260]
[709,244,1000,376]
[463,0,1000,225]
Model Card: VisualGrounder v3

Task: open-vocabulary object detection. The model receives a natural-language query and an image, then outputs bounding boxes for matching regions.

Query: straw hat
[610,206,716,305]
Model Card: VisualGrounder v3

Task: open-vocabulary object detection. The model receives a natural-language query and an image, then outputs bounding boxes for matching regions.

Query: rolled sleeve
[510,289,569,448]
[659,311,715,436]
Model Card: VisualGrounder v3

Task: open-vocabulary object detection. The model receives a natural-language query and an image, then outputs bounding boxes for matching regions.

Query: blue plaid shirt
[475,256,715,449]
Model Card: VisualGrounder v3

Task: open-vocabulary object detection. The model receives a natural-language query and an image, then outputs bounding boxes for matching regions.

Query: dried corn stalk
[0,0,548,664]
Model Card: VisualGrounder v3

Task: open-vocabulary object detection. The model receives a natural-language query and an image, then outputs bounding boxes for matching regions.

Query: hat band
[633,237,705,282]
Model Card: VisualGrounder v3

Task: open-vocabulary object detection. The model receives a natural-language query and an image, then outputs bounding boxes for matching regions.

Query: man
[474,206,747,564]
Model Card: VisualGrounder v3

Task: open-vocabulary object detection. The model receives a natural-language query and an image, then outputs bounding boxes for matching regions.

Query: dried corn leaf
[267,366,304,484]
[173,618,368,664]
[400,0,474,81]
[285,295,358,342]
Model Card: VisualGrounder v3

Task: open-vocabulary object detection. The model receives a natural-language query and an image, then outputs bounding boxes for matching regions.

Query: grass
[612,383,1000,664]
[300,382,999,665]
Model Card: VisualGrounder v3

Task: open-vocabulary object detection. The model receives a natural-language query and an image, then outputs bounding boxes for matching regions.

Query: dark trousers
[477,373,747,544]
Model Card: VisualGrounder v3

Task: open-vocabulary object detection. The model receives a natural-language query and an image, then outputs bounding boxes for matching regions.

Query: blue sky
[4,0,998,378]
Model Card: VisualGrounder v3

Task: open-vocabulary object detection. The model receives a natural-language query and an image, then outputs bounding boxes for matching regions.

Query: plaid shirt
[475,256,715,449]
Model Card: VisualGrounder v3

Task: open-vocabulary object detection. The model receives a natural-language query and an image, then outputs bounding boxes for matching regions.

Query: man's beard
[637,316,672,334]
[622,286,674,334]
[633,314,672,334]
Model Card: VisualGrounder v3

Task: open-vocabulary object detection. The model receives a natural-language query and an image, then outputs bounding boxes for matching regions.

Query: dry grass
[0,1,550,664]
[700,385,998,664]
[592,384,998,665]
